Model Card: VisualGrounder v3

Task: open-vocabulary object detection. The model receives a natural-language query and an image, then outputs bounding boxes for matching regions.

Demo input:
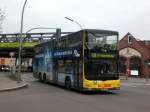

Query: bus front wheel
[39,73,42,82]
[65,77,71,89]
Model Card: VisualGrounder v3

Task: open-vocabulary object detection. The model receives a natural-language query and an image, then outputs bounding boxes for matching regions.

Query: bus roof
[85,29,118,35]
[68,29,119,36]
[34,29,118,47]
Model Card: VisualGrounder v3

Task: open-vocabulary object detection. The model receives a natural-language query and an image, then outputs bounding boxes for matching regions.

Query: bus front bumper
[82,79,120,91]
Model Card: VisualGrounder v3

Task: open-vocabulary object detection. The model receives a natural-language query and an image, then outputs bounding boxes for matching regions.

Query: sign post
[9,52,15,75]
[144,59,150,83]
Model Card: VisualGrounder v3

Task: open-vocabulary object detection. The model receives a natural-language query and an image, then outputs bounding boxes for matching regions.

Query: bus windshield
[85,59,118,80]
[86,33,117,50]
[84,30,119,80]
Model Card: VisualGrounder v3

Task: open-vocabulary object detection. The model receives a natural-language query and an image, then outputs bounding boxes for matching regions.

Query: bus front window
[84,31,119,80]
[87,33,117,50]
[85,59,118,80]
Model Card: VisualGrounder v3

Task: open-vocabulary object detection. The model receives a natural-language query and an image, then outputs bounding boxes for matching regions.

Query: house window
[128,35,133,44]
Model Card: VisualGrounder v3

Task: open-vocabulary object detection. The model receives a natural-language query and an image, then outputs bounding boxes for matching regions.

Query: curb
[0,82,28,92]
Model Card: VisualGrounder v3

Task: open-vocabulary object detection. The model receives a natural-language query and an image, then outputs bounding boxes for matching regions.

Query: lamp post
[17,0,28,82]
[65,17,85,82]
[65,17,83,30]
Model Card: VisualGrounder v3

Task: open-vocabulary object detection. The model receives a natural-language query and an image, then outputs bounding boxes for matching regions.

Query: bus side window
[64,60,73,74]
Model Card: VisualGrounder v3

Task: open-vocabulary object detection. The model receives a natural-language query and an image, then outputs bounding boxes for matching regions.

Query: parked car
[0,65,10,71]
[27,66,33,72]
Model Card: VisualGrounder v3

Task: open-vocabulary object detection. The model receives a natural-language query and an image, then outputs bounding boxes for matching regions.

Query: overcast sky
[0,0,150,40]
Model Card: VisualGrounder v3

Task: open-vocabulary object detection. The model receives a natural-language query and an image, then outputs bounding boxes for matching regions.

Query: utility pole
[18,0,28,82]
[145,59,150,83]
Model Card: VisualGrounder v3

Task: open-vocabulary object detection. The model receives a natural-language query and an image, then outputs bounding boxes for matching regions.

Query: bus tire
[43,74,47,83]
[65,77,71,89]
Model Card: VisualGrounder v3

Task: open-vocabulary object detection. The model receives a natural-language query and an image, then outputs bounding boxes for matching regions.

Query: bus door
[74,60,82,88]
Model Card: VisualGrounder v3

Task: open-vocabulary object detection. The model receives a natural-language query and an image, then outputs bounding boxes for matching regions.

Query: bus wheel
[43,74,47,83]
[65,77,71,89]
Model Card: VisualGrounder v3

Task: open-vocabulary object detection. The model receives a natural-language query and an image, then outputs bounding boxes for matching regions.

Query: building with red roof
[118,33,150,77]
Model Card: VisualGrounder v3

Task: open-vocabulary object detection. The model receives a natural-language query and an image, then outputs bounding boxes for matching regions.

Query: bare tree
[0,8,6,33]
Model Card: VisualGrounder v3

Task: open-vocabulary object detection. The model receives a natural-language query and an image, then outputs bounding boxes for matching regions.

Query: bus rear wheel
[65,78,71,89]
[39,73,42,82]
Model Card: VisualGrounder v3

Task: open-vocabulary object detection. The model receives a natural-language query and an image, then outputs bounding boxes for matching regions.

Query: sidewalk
[120,76,150,82]
[120,76,150,87]
[0,73,28,92]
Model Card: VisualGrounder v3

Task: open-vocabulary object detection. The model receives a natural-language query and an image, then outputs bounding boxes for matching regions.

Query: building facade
[118,33,150,77]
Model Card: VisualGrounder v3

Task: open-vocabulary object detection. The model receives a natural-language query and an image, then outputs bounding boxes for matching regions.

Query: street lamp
[65,17,83,30]
[65,17,85,81]
[18,0,28,82]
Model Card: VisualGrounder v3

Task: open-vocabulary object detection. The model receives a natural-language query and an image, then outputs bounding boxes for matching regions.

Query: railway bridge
[0,31,71,70]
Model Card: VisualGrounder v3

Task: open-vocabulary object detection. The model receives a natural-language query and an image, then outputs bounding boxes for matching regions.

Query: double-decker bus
[33,29,120,91]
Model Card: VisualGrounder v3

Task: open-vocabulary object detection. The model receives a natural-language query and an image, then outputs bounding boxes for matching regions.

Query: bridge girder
[0,32,72,58]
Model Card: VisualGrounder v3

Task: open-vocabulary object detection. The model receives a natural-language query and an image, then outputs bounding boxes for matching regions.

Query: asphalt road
[0,73,150,112]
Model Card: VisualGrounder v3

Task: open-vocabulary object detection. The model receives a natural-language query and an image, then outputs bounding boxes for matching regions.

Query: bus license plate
[98,84,111,88]
[104,84,111,88]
